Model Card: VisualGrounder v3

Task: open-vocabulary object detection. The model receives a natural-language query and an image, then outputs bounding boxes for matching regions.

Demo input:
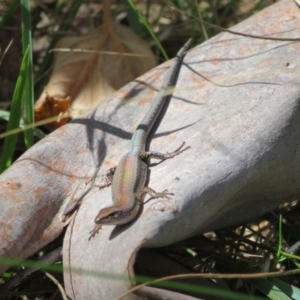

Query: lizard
[88,39,192,239]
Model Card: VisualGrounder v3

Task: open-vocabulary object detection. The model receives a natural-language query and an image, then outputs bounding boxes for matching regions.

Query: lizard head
[94,202,141,226]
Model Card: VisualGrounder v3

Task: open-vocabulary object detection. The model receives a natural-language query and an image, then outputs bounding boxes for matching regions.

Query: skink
[89,39,192,238]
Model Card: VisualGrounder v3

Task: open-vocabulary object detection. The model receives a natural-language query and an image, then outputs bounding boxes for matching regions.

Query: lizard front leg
[142,186,173,202]
[140,142,190,162]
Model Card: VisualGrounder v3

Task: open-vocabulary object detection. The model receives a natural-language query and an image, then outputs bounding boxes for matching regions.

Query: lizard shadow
[107,205,145,240]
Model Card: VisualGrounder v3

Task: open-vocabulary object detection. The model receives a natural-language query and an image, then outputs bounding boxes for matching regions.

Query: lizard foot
[88,225,102,240]
[143,187,174,202]
[140,142,191,161]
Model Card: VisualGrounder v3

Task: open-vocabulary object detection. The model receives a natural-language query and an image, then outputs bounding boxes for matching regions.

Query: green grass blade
[276,215,283,262]
[268,277,300,299]
[0,255,267,300]
[249,278,291,300]
[21,0,34,148]
[126,2,148,36]
[0,47,30,173]
[126,0,168,60]
[0,109,46,140]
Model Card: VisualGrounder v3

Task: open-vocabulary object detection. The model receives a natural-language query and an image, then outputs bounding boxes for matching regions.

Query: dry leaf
[34,23,156,128]
[34,94,71,128]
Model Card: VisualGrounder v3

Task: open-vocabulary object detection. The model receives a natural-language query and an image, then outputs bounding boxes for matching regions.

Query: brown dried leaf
[34,23,156,128]
[34,94,71,128]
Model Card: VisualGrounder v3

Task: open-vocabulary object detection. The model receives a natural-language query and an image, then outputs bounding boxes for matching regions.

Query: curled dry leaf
[34,23,156,129]
[34,94,71,128]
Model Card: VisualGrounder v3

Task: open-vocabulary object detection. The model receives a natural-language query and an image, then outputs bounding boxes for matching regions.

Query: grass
[20,0,34,149]
[1,0,299,299]
[0,46,30,172]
